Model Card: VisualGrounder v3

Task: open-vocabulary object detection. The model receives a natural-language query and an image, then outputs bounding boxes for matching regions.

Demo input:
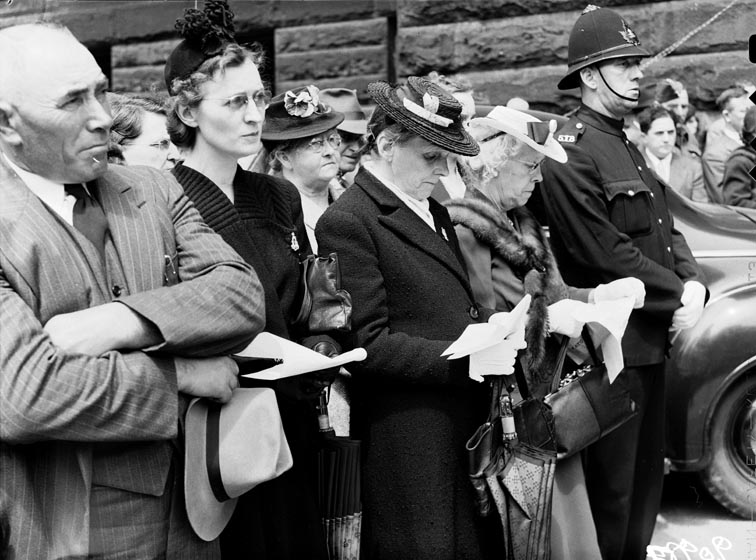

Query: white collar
[364,161,436,232]
[2,152,79,225]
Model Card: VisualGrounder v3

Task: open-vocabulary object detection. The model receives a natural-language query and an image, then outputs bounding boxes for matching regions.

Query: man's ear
[0,101,22,147]
[579,66,599,91]
[175,103,199,129]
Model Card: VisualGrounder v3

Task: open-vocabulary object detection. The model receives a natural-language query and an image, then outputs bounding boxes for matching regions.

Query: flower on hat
[284,85,330,118]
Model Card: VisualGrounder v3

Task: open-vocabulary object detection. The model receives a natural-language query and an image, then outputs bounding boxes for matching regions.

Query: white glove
[547,299,587,338]
[469,317,527,381]
[671,280,706,330]
[591,277,646,309]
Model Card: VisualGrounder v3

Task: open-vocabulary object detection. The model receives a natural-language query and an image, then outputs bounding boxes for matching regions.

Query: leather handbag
[544,328,638,460]
[294,252,352,333]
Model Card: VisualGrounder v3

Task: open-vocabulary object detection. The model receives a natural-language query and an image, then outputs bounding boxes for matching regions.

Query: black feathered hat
[164,0,236,95]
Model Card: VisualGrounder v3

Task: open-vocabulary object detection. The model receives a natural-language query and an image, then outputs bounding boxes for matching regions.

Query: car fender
[666,284,756,471]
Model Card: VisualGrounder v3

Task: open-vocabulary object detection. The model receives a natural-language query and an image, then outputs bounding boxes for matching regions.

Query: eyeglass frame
[509,157,543,175]
[337,130,368,149]
[121,138,173,151]
[301,132,342,154]
[202,89,272,112]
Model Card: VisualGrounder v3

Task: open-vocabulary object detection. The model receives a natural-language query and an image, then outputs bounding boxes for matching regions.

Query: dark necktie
[65,183,109,258]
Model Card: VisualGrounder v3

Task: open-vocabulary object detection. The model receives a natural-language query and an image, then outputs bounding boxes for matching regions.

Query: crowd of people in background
[0,1,751,559]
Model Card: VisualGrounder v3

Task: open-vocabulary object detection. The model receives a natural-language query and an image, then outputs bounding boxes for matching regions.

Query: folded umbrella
[317,391,361,560]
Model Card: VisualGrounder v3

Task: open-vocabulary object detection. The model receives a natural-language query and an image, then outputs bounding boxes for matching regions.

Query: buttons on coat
[628,190,635,196]
[112,284,123,297]
[468,305,480,319]
[576,123,583,129]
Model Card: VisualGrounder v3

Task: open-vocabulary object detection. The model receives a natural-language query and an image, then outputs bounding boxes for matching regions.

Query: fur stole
[445,194,569,381]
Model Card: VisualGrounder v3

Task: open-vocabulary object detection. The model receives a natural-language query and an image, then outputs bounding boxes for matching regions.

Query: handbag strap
[548,327,600,393]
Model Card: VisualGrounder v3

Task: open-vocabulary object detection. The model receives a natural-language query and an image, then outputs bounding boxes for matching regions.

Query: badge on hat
[620,20,640,46]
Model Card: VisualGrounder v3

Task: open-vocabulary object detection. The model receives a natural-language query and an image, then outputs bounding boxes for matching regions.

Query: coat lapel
[356,168,471,290]
[96,169,167,294]
[0,157,112,317]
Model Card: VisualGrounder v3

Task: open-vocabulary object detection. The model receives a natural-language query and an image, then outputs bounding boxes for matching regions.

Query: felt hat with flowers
[261,85,345,142]
[367,76,479,156]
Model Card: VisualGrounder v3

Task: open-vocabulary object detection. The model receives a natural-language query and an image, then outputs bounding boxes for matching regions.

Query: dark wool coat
[315,168,503,560]
[540,106,704,367]
[445,189,594,387]
[173,163,329,560]
[722,145,756,208]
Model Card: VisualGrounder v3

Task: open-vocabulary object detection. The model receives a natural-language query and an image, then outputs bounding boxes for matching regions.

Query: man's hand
[591,277,646,308]
[671,280,706,330]
[43,302,161,356]
[175,356,239,404]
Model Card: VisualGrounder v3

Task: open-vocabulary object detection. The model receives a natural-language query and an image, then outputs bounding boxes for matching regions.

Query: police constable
[539,6,707,560]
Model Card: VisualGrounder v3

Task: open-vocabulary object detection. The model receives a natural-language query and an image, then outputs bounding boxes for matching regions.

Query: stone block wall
[1,0,753,113]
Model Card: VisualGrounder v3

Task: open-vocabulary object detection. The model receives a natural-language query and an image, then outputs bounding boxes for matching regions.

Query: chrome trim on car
[692,250,756,259]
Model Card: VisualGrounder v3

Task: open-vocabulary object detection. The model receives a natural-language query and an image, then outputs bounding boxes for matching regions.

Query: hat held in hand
[185,388,293,541]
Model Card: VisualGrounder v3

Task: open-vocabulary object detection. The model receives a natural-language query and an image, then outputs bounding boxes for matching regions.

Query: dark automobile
[664,191,756,519]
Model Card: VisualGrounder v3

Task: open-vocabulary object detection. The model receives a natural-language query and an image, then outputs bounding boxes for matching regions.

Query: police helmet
[558,5,650,91]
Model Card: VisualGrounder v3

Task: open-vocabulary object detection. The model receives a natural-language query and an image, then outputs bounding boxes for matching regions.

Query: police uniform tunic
[540,105,703,367]
[540,104,705,559]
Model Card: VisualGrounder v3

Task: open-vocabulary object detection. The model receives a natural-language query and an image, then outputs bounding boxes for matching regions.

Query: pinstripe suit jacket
[0,159,265,559]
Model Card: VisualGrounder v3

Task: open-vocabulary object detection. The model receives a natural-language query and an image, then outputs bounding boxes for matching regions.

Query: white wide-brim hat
[472,106,568,163]
[185,388,293,541]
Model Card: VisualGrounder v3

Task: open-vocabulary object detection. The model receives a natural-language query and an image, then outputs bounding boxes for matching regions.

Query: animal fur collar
[445,193,569,380]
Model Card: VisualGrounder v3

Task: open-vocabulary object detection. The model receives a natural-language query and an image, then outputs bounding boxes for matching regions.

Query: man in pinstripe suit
[0,24,266,559]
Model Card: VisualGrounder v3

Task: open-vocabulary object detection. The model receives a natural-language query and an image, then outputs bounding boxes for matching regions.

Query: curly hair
[462,120,521,184]
[262,137,308,175]
[106,93,168,164]
[167,42,265,149]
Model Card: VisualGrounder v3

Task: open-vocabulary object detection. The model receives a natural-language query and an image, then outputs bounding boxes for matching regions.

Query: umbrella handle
[316,388,333,432]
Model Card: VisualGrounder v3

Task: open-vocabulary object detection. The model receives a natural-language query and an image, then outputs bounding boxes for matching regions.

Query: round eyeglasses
[510,157,543,175]
[204,90,272,112]
[304,133,342,154]
[122,139,172,151]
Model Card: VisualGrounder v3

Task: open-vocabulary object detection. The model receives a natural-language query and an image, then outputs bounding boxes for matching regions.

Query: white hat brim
[473,111,568,164]
[185,398,238,542]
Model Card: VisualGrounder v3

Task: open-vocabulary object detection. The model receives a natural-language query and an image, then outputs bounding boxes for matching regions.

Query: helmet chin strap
[597,67,638,103]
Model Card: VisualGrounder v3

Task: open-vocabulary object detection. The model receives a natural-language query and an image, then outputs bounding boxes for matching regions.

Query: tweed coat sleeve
[115,170,265,356]
[541,142,689,318]
[316,204,471,386]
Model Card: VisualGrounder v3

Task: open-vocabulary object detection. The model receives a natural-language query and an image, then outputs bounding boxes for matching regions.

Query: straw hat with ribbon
[472,106,568,163]
[184,388,293,541]
[367,76,479,156]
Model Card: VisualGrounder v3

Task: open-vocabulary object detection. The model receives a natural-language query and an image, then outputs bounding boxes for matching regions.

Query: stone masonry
[0,0,753,113]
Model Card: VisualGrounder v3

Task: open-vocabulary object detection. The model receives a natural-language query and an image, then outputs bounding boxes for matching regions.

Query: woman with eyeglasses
[106,92,179,170]
[164,7,338,557]
[444,106,645,559]
[261,85,346,253]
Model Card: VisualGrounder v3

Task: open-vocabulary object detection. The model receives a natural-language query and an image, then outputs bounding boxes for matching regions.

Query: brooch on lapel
[440,227,449,242]
[290,232,300,252]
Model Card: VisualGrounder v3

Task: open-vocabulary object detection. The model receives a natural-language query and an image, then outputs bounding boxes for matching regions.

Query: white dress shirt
[3,152,78,226]
[645,149,672,184]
